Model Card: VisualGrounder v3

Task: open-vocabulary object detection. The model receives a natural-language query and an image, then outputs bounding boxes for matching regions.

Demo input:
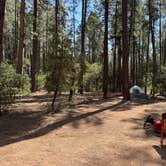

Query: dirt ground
[0,92,166,166]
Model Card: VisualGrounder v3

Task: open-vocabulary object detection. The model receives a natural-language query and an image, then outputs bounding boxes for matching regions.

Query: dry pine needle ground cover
[0,92,166,166]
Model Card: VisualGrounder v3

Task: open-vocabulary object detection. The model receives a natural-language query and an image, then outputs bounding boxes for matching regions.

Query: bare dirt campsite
[1,0,166,165]
[0,92,166,166]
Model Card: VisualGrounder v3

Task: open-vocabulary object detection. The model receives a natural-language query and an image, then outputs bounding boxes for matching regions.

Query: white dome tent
[130,85,144,94]
[130,85,147,99]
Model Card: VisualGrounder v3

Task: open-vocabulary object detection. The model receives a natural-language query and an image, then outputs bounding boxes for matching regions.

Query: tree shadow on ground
[15,92,122,105]
[0,95,165,148]
[120,146,166,165]
[153,145,166,160]
[71,93,122,106]
[15,94,54,103]
[111,99,166,112]
[0,100,126,147]
[120,106,166,140]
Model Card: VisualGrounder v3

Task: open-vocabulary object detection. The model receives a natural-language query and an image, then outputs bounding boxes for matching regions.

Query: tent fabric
[130,85,147,99]
[130,85,144,94]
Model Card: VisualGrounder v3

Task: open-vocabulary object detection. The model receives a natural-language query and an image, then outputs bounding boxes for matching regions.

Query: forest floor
[0,92,166,166]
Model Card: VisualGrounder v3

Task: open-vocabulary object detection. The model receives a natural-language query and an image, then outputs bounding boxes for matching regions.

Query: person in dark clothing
[144,115,154,128]
[69,89,73,101]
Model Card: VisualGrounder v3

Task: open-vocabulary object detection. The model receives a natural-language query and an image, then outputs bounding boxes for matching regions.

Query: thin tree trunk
[151,20,157,97]
[132,0,136,85]
[73,0,76,57]
[79,0,87,94]
[159,0,162,68]
[88,39,91,62]
[149,0,157,97]
[129,0,134,85]
[52,0,59,107]
[122,0,130,100]
[135,51,138,84]
[14,0,18,64]
[16,0,25,74]
[31,0,38,92]
[0,0,6,63]
[55,0,59,57]
[103,0,109,99]
[43,2,49,72]
[92,41,96,63]
[145,16,150,95]
[37,40,40,71]
[112,1,118,92]
[117,36,122,92]
[137,35,141,84]
[52,89,58,109]
[164,32,166,64]
[141,31,144,83]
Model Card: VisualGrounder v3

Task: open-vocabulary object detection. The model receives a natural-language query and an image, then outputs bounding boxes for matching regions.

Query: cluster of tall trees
[0,0,166,101]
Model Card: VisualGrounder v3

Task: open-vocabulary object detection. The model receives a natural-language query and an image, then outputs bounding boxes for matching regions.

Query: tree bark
[122,0,130,100]
[13,0,18,64]
[43,1,49,72]
[31,0,38,92]
[0,0,6,63]
[103,0,109,99]
[159,0,162,67]
[145,14,150,95]
[149,0,157,97]
[79,0,87,94]
[117,36,122,92]
[112,1,118,92]
[52,89,58,109]
[72,0,76,57]
[16,0,25,74]
[164,32,166,64]
[51,0,59,107]
[132,0,136,85]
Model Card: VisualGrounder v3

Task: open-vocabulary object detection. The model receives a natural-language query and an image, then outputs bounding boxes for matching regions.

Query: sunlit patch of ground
[0,92,166,166]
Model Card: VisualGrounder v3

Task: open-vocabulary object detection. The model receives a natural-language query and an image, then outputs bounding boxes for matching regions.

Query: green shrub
[0,63,30,106]
[19,73,31,94]
[156,65,166,92]
[0,63,20,105]
[36,72,46,90]
[84,62,102,91]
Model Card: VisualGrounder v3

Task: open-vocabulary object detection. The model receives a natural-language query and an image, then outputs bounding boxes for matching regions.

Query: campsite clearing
[0,92,166,166]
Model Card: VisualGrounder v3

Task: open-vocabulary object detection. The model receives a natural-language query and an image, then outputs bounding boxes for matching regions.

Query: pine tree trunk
[72,0,76,57]
[92,41,96,63]
[112,1,118,92]
[51,0,59,108]
[0,0,6,63]
[52,89,58,109]
[117,36,122,92]
[103,0,109,99]
[132,0,136,85]
[149,0,157,97]
[16,0,25,74]
[159,1,162,67]
[141,32,144,83]
[164,32,166,64]
[88,39,91,62]
[138,34,142,85]
[122,0,130,100]
[31,0,38,92]
[13,0,18,64]
[79,0,87,94]
[145,14,150,95]
[43,2,49,72]
[151,21,157,97]
[135,51,138,84]
[55,0,59,57]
